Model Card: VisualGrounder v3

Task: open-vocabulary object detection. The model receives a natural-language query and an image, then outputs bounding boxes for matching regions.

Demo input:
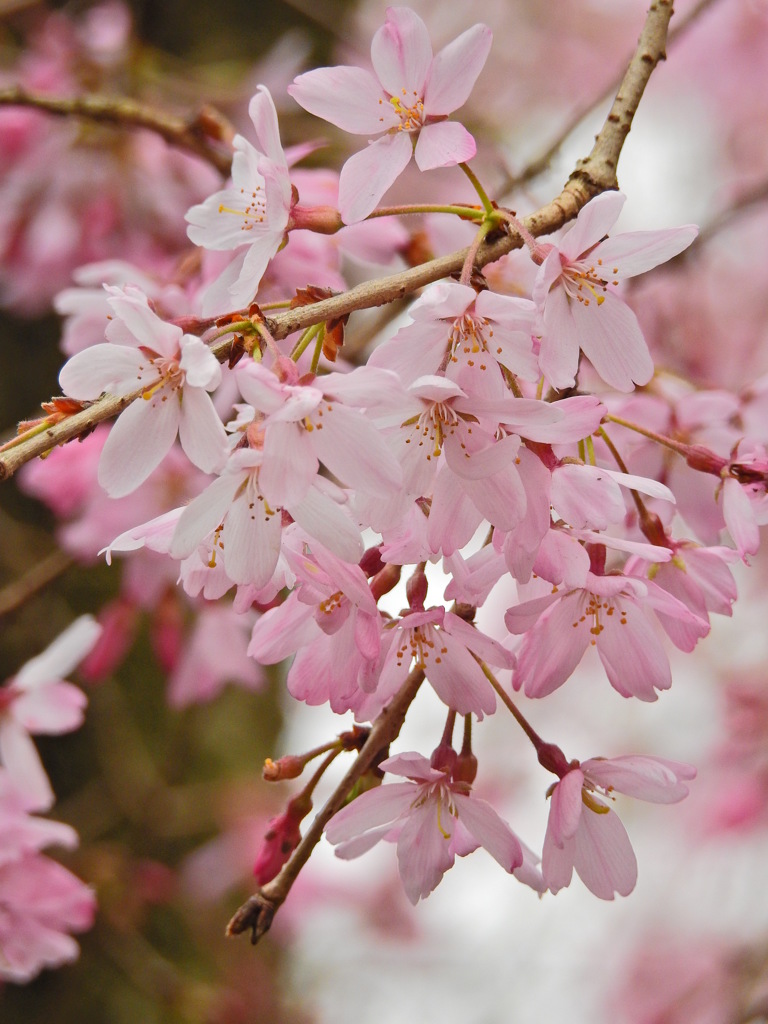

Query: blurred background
[2,0,768,1021]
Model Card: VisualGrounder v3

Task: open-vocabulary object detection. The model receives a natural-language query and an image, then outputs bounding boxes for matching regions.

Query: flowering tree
[1,0,768,1020]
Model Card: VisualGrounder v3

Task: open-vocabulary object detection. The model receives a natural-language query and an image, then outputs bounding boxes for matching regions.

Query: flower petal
[371,7,432,97]
[424,24,492,114]
[338,133,413,223]
[289,66,396,134]
[98,389,180,497]
[414,120,476,171]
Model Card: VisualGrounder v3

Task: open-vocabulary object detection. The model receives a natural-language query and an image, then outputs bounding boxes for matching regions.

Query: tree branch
[497,0,721,196]
[226,666,425,945]
[0,86,234,175]
[0,0,676,485]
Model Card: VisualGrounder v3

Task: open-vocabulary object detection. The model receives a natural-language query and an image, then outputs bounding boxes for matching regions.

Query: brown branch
[0,0,675,486]
[0,86,234,176]
[0,548,74,619]
[497,0,722,196]
[226,666,425,945]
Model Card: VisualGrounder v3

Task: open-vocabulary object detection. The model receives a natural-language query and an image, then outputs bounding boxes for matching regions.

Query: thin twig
[226,666,425,944]
[0,86,234,175]
[0,548,74,619]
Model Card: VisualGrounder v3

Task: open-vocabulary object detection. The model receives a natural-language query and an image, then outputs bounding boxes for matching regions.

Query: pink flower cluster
[9,3,768,932]
[0,618,100,981]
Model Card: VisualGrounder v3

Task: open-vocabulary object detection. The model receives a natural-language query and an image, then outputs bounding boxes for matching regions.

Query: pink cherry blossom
[58,285,228,496]
[325,752,524,904]
[542,754,695,899]
[532,191,698,392]
[185,86,294,312]
[0,852,95,983]
[506,552,709,701]
[289,7,492,222]
[0,616,100,809]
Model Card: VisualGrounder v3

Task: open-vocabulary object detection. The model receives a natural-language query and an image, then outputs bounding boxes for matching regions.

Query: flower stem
[366,203,484,220]
[460,219,493,285]
[458,162,495,217]
[290,323,322,362]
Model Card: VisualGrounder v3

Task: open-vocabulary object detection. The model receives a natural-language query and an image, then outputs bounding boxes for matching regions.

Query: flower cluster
[4,2,768,982]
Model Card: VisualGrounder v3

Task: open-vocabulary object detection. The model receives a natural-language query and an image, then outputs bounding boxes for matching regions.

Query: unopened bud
[452,751,478,785]
[370,563,401,601]
[430,742,457,775]
[263,755,304,781]
[253,792,312,885]
[406,566,428,610]
[685,444,728,475]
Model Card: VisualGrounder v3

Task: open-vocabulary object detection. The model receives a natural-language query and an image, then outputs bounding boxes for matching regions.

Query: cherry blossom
[185,86,294,312]
[0,616,100,809]
[532,191,698,392]
[506,549,709,701]
[58,285,228,496]
[289,7,492,222]
[326,752,525,904]
[542,754,695,899]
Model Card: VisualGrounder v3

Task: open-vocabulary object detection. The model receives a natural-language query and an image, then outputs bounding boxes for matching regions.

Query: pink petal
[59,344,145,400]
[512,594,592,698]
[170,473,244,560]
[575,291,654,393]
[424,628,496,716]
[722,477,760,557]
[560,191,625,261]
[338,132,414,223]
[105,287,181,357]
[539,283,581,389]
[414,120,476,171]
[178,336,221,389]
[248,86,285,165]
[453,793,522,871]
[396,801,454,903]
[596,600,671,701]
[223,489,282,587]
[177,387,228,475]
[592,224,698,279]
[371,7,432,97]
[98,390,180,497]
[325,782,416,843]
[424,24,492,114]
[583,755,695,804]
[289,485,363,564]
[548,769,585,846]
[0,720,54,810]
[12,683,86,734]
[289,66,395,134]
[15,616,101,688]
[571,806,637,899]
[312,404,403,496]
[260,421,317,507]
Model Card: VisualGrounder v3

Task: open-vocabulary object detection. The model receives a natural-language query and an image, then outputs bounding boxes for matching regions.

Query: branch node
[225,892,278,945]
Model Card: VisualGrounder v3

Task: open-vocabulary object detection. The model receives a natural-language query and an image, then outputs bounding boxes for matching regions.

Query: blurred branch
[496,0,723,196]
[226,666,425,945]
[0,548,73,619]
[0,0,675,482]
[0,86,235,175]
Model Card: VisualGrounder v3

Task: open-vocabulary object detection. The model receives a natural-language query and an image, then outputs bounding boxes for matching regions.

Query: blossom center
[218,185,267,232]
[381,89,425,133]
[404,401,460,460]
[448,314,495,371]
[560,256,619,308]
[573,592,628,643]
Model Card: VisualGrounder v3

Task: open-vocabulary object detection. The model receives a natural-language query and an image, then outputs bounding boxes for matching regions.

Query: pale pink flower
[248,540,383,714]
[369,280,538,393]
[234,359,403,508]
[167,604,264,708]
[326,752,524,904]
[368,607,513,718]
[0,616,100,809]
[532,192,698,392]
[289,7,492,222]
[506,556,709,701]
[59,285,228,496]
[542,754,695,899]
[0,852,95,983]
[0,770,78,867]
[169,447,364,589]
[186,86,294,311]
